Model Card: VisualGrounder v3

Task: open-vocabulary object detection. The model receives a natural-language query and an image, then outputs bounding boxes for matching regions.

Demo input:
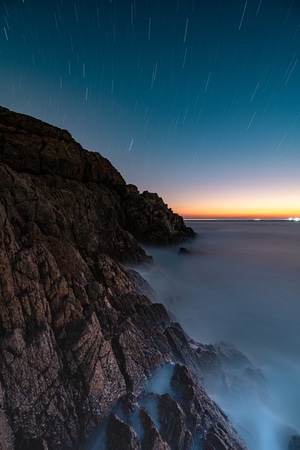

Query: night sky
[1,0,299,218]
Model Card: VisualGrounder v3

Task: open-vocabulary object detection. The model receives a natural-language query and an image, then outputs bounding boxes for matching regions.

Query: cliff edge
[0,106,246,449]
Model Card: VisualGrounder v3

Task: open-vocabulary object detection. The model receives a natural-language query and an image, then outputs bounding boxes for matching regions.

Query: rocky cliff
[0,106,247,449]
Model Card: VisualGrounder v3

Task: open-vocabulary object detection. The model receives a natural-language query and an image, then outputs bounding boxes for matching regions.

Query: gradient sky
[1,0,299,218]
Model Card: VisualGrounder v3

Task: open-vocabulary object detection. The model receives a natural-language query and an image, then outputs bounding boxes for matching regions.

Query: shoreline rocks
[1,106,245,449]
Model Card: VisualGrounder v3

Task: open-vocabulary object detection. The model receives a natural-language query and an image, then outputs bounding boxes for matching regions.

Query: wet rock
[193,342,221,384]
[170,364,248,450]
[158,393,192,450]
[140,408,170,450]
[178,247,190,254]
[164,325,205,381]
[106,414,140,450]
[112,363,248,450]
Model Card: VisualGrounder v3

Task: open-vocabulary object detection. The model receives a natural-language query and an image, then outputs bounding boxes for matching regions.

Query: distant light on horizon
[0,0,299,220]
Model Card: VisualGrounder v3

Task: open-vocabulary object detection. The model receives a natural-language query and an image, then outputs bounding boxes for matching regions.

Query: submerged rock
[0,106,247,449]
[178,247,190,254]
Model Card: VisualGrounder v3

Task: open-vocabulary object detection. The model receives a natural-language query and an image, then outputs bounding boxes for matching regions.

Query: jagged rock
[101,363,248,450]
[0,106,248,449]
[140,408,170,450]
[0,106,194,250]
[170,364,247,449]
[0,106,125,189]
[123,185,195,244]
[212,341,268,406]
[158,393,192,449]
[192,342,220,383]
[164,325,205,381]
[215,341,255,371]
[106,414,140,450]
[126,269,156,300]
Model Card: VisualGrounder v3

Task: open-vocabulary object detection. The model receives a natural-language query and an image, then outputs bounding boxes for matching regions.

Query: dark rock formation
[106,414,140,450]
[87,363,247,450]
[122,184,195,244]
[178,246,190,254]
[0,106,194,250]
[0,106,247,449]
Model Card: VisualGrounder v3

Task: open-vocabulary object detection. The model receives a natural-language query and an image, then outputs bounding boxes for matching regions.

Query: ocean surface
[138,220,300,450]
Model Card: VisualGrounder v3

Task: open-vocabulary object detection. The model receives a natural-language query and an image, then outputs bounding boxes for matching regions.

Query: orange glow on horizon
[165,184,300,221]
[177,206,300,220]
[182,213,295,220]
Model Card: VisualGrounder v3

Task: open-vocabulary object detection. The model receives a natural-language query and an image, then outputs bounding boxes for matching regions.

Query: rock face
[0,106,246,449]
[123,184,195,244]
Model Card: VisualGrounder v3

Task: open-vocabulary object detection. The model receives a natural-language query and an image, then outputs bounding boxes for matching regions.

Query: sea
[137,220,300,450]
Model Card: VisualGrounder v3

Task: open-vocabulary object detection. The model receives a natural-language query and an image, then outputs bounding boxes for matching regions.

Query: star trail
[1,0,299,218]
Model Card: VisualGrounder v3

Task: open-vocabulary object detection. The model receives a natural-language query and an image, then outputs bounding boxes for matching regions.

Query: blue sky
[1,0,299,217]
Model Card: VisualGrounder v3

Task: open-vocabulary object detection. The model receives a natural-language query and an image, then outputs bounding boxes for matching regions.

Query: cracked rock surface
[0,106,246,449]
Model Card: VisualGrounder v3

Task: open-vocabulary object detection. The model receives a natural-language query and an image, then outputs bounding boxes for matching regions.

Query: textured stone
[170,364,247,450]
[158,393,190,449]
[106,414,141,450]
[123,185,195,244]
[0,106,248,449]
[140,408,170,450]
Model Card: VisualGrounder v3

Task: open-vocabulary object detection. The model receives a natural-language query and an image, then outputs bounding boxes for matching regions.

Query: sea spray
[137,220,300,450]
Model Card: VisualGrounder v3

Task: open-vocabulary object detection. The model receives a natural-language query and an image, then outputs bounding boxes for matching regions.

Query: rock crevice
[0,106,246,449]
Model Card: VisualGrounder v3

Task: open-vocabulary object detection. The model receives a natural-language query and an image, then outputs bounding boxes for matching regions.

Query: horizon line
[183,218,300,221]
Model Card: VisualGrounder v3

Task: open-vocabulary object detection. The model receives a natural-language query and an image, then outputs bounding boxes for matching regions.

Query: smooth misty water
[138,220,300,450]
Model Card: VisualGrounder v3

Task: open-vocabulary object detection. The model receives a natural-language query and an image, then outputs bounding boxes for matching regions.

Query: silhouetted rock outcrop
[0,106,246,449]
[123,184,195,244]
